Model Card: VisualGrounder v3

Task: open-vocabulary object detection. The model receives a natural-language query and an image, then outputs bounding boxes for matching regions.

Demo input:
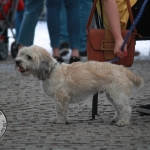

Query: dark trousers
[127,0,150,40]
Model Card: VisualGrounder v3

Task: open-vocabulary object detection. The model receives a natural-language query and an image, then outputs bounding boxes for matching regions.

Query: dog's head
[15,45,57,80]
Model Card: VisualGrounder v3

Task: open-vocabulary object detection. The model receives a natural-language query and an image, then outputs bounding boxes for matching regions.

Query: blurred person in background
[46,0,81,63]
[17,0,44,49]
[59,0,93,58]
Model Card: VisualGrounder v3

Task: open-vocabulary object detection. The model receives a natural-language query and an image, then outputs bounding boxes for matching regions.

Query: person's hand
[114,39,127,59]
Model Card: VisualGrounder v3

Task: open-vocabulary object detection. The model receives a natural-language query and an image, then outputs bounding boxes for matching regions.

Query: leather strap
[126,0,134,24]
[125,0,137,33]
[86,0,136,32]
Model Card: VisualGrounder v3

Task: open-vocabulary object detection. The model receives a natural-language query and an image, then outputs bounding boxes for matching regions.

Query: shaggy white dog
[15,45,144,126]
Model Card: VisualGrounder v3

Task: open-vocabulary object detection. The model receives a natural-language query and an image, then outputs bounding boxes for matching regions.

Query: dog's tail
[125,68,144,90]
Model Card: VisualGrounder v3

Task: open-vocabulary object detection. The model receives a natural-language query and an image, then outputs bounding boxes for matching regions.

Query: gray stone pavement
[0,55,150,150]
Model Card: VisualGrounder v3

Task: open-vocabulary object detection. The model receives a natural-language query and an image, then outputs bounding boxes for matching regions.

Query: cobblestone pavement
[0,55,150,150]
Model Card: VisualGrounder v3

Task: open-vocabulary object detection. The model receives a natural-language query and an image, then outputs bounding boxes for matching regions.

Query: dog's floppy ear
[38,61,49,80]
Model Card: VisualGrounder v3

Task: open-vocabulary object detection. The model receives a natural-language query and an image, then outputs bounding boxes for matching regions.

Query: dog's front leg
[53,95,69,124]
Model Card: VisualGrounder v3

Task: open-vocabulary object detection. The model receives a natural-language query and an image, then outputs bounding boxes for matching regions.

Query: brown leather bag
[86,0,139,67]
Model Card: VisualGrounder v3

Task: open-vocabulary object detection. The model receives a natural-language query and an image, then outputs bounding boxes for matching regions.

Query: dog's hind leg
[117,100,131,127]
[106,91,131,127]
[105,92,120,123]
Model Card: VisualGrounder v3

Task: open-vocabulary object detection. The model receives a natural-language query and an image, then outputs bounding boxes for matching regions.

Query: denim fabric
[59,0,92,52]
[15,10,24,40]
[17,0,43,46]
[79,0,92,52]
[60,3,69,43]
[46,0,80,49]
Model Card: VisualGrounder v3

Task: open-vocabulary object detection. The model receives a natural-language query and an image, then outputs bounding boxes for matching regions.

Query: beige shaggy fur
[15,45,144,126]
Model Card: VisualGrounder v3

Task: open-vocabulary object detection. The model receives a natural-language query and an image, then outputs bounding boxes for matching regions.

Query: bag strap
[126,0,137,33]
[86,0,137,33]
[99,0,104,29]
[86,0,97,32]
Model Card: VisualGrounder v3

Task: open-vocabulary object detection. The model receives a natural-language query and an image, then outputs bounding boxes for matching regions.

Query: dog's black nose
[15,60,21,66]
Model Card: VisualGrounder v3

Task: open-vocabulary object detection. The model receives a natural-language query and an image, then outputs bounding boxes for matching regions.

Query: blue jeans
[79,0,92,52]
[17,0,43,46]
[15,10,24,40]
[46,0,80,49]
[60,0,92,52]
[60,3,68,43]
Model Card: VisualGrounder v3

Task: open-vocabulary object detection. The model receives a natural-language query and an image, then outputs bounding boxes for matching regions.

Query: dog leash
[109,0,149,64]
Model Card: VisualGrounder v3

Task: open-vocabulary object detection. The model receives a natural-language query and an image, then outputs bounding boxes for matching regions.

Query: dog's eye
[27,55,32,60]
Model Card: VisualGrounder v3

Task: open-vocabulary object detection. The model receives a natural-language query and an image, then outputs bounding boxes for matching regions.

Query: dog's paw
[111,115,119,123]
[53,118,58,124]
[116,120,130,127]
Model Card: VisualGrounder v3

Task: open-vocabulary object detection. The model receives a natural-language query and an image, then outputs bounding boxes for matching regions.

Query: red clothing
[0,0,24,19]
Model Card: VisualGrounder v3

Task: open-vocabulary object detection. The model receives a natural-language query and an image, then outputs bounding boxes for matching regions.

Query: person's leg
[65,0,80,59]
[17,0,43,46]
[15,10,24,40]
[46,0,62,58]
[60,1,69,44]
[59,1,70,56]
[79,0,92,56]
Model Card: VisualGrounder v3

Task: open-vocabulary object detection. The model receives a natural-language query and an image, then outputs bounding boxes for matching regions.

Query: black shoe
[79,51,87,57]
[136,104,150,115]
[53,56,64,63]
[134,51,140,56]
[69,56,80,64]
[59,42,69,56]
[11,41,19,58]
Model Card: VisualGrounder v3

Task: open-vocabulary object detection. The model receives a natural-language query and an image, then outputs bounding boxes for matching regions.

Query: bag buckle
[101,40,115,60]
[101,40,115,50]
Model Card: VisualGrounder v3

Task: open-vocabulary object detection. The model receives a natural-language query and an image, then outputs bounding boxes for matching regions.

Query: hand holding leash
[110,0,149,64]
